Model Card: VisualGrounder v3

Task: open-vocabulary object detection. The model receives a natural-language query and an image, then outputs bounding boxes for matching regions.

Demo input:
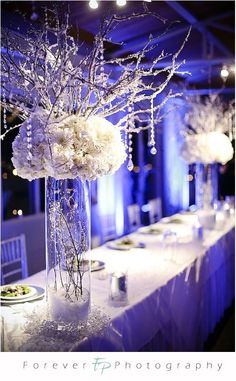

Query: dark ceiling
[1,1,235,93]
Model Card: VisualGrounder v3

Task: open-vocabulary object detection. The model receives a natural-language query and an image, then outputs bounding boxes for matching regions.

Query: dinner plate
[106,240,135,250]
[106,240,145,250]
[0,285,37,300]
[166,218,184,224]
[138,226,163,235]
[0,286,45,305]
[62,259,104,272]
[91,260,105,272]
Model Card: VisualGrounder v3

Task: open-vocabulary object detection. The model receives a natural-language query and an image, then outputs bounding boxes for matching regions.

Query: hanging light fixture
[116,0,127,6]
[89,0,99,9]
[220,65,229,79]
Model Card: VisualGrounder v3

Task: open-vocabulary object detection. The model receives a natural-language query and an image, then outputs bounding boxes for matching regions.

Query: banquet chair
[101,214,117,243]
[148,198,162,224]
[1,234,28,285]
[128,204,141,231]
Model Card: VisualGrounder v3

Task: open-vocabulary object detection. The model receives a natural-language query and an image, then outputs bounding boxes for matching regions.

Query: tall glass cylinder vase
[45,176,91,324]
[195,163,218,209]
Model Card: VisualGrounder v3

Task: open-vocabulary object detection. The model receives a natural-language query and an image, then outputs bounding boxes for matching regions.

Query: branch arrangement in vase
[1,4,191,180]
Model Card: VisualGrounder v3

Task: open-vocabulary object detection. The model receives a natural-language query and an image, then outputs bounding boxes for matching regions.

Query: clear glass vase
[195,163,218,209]
[45,176,91,324]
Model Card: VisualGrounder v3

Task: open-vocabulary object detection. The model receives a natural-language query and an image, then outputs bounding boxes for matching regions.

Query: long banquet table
[1,212,235,352]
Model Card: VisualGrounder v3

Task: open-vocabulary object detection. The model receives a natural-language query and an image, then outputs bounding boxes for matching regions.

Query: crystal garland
[2,86,7,130]
[127,100,134,171]
[149,96,157,155]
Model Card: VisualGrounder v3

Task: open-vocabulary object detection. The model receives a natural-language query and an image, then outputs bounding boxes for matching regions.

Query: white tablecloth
[1,214,235,351]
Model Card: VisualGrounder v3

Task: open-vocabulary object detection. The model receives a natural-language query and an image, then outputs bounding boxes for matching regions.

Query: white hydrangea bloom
[180,96,234,165]
[12,110,127,181]
[180,132,233,165]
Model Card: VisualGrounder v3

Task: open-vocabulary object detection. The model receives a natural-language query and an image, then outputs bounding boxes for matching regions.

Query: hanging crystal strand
[127,133,134,171]
[127,101,134,171]
[228,112,234,142]
[99,38,105,99]
[124,127,128,150]
[2,86,8,130]
[72,84,77,114]
[44,7,49,44]
[75,77,81,114]
[26,118,33,162]
[149,97,157,155]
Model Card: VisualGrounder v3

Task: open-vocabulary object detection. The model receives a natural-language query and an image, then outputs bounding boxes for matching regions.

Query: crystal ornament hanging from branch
[1,5,191,180]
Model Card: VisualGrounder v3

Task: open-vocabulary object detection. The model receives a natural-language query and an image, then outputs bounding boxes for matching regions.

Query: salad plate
[0,284,37,300]
[0,285,45,305]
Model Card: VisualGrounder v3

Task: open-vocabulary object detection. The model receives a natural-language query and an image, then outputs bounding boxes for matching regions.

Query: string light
[12,168,18,176]
[17,209,23,216]
[133,166,140,173]
[117,0,127,6]
[89,0,99,9]
[188,174,194,181]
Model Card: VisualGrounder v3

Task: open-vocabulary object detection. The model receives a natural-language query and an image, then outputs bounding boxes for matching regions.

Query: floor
[204,302,235,352]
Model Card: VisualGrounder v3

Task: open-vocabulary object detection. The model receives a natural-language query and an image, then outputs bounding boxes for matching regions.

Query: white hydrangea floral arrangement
[180,131,233,165]
[180,96,234,165]
[12,108,126,181]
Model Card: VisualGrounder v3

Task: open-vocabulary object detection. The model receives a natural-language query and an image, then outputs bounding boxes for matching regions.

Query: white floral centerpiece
[180,95,234,212]
[181,131,234,165]
[180,95,234,165]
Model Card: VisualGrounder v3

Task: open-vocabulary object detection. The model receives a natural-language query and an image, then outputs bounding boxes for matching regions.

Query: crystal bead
[150,147,157,155]
[127,158,134,171]
[27,152,32,160]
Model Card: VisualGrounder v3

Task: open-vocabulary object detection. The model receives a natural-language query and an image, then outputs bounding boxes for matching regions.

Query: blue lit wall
[162,98,189,215]
[96,111,133,240]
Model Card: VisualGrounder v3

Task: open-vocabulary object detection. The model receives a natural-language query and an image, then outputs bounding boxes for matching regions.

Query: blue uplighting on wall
[162,98,189,215]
